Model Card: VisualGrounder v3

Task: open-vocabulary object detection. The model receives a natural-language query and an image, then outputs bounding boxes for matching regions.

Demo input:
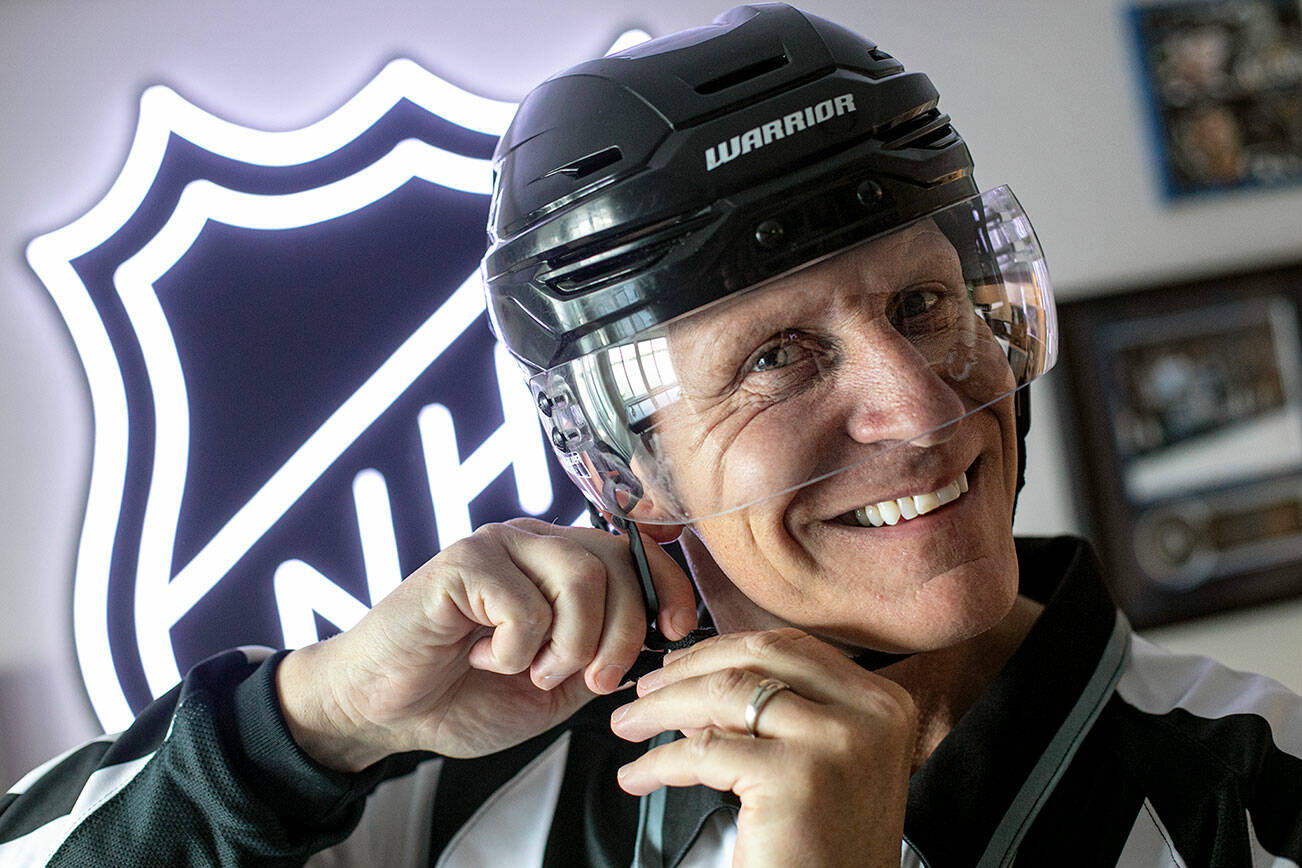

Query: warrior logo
[704,93,856,171]
[26,54,649,732]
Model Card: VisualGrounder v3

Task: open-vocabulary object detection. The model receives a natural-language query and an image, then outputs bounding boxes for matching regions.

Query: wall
[2,0,1300,787]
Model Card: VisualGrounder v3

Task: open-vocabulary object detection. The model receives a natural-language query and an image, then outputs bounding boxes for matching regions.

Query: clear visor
[528,186,1056,525]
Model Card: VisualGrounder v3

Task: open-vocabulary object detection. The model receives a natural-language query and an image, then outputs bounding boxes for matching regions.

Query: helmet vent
[693,52,790,95]
[862,48,906,79]
[540,211,713,295]
[881,110,959,151]
[544,146,624,181]
[543,241,676,295]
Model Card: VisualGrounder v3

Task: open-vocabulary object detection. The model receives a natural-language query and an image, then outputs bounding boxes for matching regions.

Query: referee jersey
[2,536,1300,866]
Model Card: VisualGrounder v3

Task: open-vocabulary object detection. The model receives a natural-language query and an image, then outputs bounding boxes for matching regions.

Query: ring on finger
[744,677,791,737]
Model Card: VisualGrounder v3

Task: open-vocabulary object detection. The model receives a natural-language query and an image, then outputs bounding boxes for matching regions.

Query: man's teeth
[847,472,968,527]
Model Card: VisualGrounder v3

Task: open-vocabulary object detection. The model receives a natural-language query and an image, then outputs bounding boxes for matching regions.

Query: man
[2,5,1299,866]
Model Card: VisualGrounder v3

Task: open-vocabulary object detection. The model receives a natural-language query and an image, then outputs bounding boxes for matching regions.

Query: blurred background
[2,0,1300,789]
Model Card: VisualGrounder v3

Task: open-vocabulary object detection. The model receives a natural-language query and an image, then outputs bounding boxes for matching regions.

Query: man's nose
[838,326,967,448]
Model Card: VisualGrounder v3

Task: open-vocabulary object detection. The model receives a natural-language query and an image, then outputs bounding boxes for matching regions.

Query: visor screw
[536,392,553,417]
[550,427,569,451]
[855,179,884,208]
[754,219,785,249]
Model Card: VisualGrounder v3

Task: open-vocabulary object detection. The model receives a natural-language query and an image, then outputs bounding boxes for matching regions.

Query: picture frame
[1056,260,1302,626]
[1128,0,1302,198]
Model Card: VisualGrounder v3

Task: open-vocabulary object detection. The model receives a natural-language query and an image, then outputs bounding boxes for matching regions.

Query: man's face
[650,222,1021,652]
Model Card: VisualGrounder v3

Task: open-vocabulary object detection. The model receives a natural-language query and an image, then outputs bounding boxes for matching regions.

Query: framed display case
[1057,260,1302,626]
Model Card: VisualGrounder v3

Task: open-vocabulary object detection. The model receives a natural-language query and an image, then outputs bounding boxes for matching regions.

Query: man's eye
[752,343,796,372]
[749,330,813,373]
[735,330,837,401]
[888,287,953,336]
[892,289,938,320]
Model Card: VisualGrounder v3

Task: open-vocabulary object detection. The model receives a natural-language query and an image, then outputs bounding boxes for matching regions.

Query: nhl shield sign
[27,59,594,732]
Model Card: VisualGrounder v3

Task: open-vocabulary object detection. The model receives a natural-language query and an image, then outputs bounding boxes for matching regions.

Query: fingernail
[672,609,697,637]
[597,665,626,694]
[538,673,565,690]
[611,703,631,725]
[637,669,663,693]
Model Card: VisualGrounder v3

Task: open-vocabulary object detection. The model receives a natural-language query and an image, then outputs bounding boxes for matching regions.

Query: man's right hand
[275,518,698,772]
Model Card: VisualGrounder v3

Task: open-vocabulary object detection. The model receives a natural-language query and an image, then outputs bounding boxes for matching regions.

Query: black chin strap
[599,512,717,679]
[1012,385,1032,518]
[852,648,916,671]
[597,509,918,675]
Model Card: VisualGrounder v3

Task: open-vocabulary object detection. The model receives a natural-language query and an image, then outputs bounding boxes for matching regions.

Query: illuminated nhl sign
[28,44,647,733]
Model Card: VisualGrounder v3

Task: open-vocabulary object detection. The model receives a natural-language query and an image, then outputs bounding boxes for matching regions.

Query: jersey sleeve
[0,648,415,867]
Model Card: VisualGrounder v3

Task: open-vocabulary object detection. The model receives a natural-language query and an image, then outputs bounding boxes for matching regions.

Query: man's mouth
[836,471,969,527]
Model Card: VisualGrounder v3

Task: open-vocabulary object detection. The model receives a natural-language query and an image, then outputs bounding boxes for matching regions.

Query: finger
[638,530,699,640]
[611,668,807,742]
[580,525,698,693]
[638,629,851,703]
[584,549,647,695]
[616,727,778,797]
[517,519,696,640]
[500,530,611,690]
[460,569,554,676]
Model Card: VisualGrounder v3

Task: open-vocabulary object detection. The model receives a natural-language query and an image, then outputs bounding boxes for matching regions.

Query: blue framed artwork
[1128,0,1302,198]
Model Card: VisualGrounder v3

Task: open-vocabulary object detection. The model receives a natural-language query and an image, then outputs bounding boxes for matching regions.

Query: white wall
[2,0,1300,786]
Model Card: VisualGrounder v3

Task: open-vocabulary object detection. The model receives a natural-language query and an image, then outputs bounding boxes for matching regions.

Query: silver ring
[744,677,790,737]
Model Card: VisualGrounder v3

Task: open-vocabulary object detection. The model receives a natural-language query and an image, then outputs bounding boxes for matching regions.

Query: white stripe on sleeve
[1117,637,1302,759]
[0,753,153,865]
[4,735,118,797]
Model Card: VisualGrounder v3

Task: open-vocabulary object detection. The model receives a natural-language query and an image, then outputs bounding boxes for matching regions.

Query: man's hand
[609,628,916,868]
[276,518,697,772]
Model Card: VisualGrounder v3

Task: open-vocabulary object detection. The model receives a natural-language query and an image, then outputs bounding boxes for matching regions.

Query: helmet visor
[527,186,1056,525]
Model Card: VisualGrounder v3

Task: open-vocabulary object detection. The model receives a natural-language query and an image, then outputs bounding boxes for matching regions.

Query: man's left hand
[610,628,916,868]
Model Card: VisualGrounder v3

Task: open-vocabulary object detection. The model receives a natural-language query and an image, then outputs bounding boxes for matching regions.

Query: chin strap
[851,648,916,670]
[595,509,716,679]
[594,509,917,676]
[1012,385,1032,520]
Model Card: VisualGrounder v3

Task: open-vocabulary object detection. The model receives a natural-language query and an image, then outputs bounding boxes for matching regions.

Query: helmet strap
[1012,386,1032,521]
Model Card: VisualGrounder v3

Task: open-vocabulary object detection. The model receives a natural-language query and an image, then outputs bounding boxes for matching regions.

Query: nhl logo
[27,59,601,732]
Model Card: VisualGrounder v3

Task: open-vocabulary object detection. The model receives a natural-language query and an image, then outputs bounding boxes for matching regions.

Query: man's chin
[812,555,1021,654]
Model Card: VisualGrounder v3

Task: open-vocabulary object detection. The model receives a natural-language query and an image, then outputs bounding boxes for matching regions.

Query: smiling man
[643,219,1027,658]
[2,4,1300,867]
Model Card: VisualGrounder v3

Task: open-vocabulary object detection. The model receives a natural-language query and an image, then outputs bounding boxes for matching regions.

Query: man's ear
[637,521,686,545]
[628,496,685,544]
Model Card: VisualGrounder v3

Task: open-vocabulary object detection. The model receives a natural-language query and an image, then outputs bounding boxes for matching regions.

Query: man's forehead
[806,219,957,282]
[667,221,960,349]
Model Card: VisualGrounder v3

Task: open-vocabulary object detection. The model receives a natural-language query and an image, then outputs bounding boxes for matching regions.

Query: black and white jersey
[2,537,1300,866]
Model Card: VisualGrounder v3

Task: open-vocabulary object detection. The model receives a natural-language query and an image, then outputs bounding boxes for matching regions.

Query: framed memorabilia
[1128,0,1302,198]
[1057,260,1302,626]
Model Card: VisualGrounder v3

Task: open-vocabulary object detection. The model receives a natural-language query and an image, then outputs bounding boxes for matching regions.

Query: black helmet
[485,3,977,371]
[483,4,1054,524]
